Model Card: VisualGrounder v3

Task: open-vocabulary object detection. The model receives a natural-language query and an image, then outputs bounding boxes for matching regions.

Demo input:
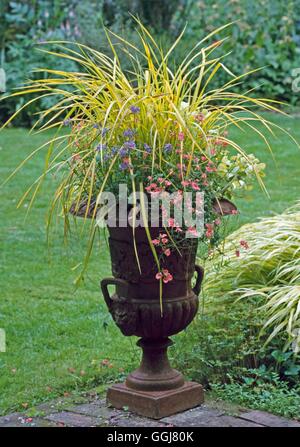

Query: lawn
[0,113,299,416]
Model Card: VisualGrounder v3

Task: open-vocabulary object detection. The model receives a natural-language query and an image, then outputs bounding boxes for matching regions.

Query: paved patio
[1,389,299,427]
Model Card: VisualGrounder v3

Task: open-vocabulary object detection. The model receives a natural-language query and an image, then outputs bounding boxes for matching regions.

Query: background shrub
[0,0,300,126]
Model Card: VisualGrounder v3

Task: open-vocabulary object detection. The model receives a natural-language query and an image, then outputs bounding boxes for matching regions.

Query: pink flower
[214,218,221,226]
[145,183,163,196]
[216,138,228,147]
[181,180,190,187]
[145,182,157,192]
[231,209,238,215]
[152,239,160,245]
[178,132,185,141]
[206,163,217,173]
[162,269,173,283]
[187,226,199,237]
[205,223,214,238]
[201,155,208,162]
[158,177,164,183]
[163,248,171,257]
[164,180,172,187]
[191,181,200,191]
[156,269,173,283]
[161,237,168,245]
[177,163,187,171]
[194,113,205,123]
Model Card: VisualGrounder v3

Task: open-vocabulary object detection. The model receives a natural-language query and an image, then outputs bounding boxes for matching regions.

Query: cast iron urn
[101,224,205,419]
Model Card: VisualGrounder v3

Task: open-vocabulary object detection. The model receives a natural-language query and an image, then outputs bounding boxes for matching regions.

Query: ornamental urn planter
[101,224,205,419]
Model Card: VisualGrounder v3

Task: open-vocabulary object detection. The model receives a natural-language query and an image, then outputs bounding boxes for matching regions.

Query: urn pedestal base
[106,337,204,419]
[107,381,204,419]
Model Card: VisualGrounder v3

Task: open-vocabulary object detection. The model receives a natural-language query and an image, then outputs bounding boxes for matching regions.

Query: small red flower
[240,240,249,249]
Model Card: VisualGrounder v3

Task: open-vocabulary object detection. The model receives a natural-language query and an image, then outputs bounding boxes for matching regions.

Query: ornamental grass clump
[203,203,300,353]
[1,19,294,281]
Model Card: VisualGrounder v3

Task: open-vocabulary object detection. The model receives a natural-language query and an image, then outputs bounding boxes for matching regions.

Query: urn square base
[107,381,204,419]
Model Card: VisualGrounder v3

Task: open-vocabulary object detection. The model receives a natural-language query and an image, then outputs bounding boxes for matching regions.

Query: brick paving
[1,390,299,427]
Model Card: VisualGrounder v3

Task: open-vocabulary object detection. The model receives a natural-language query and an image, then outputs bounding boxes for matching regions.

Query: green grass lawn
[0,113,299,416]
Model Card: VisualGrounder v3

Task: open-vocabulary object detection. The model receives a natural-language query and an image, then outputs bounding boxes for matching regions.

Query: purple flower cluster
[124,140,136,150]
[93,124,109,137]
[164,143,173,153]
[130,105,140,114]
[123,129,136,138]
[119,147,128,157]
[144,143,152,153]
[119,140,136,157]
[63,118,72,126]
[96,143,107,152]
[119,161,130,171]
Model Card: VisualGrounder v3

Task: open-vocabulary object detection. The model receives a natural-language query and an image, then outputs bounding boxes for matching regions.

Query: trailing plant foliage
[211,382,300,419]
[173,299,300,418]
[203,202,300,353]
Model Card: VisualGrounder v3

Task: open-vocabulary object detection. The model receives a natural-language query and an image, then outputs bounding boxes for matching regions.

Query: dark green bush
[1,0,300,126]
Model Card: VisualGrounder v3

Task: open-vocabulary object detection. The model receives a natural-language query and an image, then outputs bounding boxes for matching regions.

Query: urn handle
[193,265,204,296]
[100,277,129,307]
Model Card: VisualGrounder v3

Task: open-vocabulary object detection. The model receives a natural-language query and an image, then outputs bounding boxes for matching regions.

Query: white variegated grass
[203,202,300,353]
